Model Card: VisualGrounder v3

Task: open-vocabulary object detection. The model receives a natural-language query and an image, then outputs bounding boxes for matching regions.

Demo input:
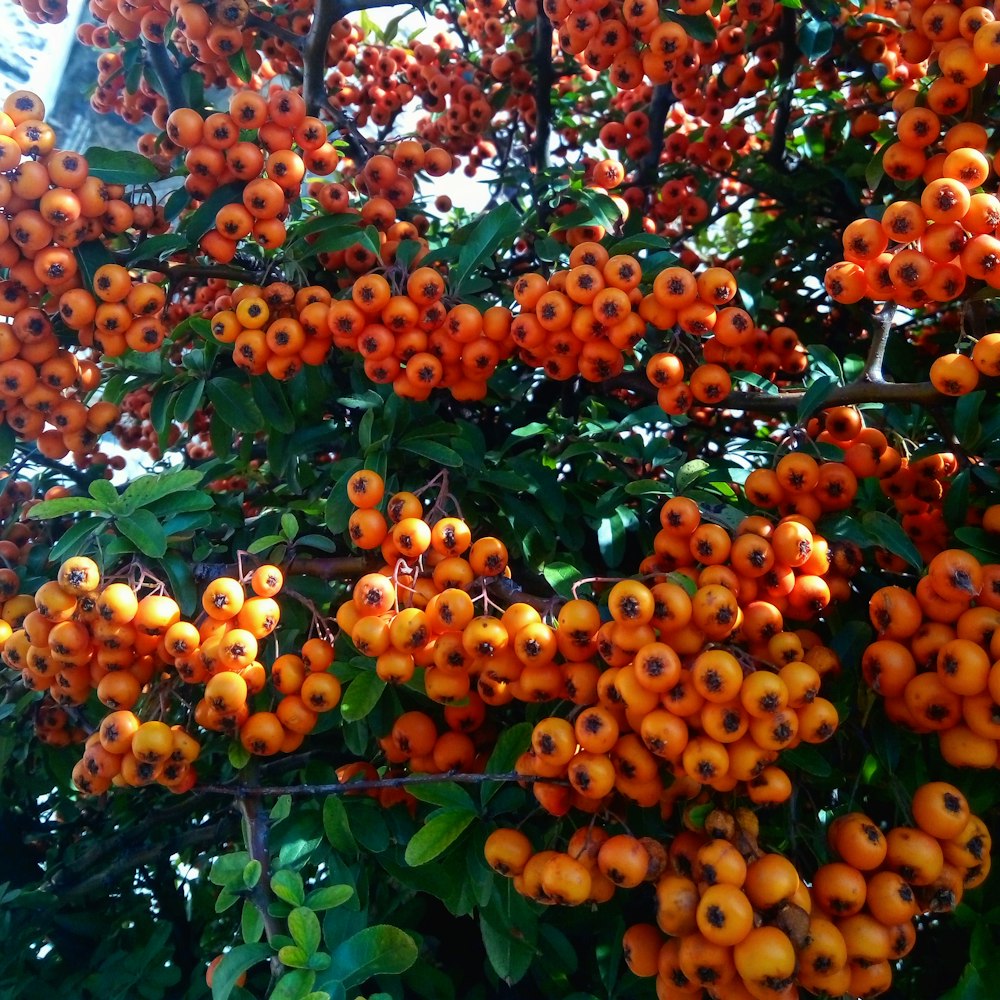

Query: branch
[303,0,373,162]
[144,41,187,116]
[637,84,674,187]
[303,0,343,119]
[764,8,800,171]
[246,13,306,49]
[861,302,897,380]
[41,821,229,903]
[531,13,554,174]
[238,791,283,981]
[287,555,372,578]
[198,770,567,797]
[718,380,942,413]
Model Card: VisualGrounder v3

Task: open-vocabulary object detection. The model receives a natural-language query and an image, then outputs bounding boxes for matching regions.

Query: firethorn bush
[2,0,1000,997]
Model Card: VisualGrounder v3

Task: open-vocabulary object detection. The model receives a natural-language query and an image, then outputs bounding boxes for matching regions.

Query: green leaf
[211,943,273,1000]
[481,722,531,804]
[89,478,121,508]
[661,10,716,42]
[243,860,262,889]
[944,468,971,532]
[404,808,476,866]
[84,146,162,185]
[229,742,251,770]
[340,672,386,722]
[271,869,306,906]
[75,240,117,293]
[115,508,167,558]
[271,794,292,823]
[0,424,14,467]
[607,234,677,258]
[782,744,833,778]
[279,946,311,969]
[596,510,626,568]
[866,141,890,191]
[184,182,247,242]
[322,798,356,855]
[797,374,838,423]
[28,497,103,519]
[174,379,206,423]
[324,925,418,990]
[304,885,353,911]
[229,48,252,83]
[450,202,521,296]
[542,562,579,599]
[955,390,985,449]
[47,515,107,564]
[481,883,537,985]
[252,376,296,434]
[289,907,322,955]
[406,782,475,811]
[129,233,189,264]
[159,550,198,617]
[271,969,316,1000]
[676,459,709,491]
[121,468,204,512]
[301,225,371,260]
[861,511,923,570]
[731,371,778,395]
[242,899,265,943]
[208,377,265,433]
[798,13,835,59]
[399,439,463,467]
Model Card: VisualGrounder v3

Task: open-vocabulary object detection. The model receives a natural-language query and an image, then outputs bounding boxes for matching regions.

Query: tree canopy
[0,0,999,998]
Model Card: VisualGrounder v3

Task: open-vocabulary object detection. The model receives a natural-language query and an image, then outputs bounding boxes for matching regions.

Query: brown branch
[197,770,566,797]
[287,555,372,578]
[238,790,283,981]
